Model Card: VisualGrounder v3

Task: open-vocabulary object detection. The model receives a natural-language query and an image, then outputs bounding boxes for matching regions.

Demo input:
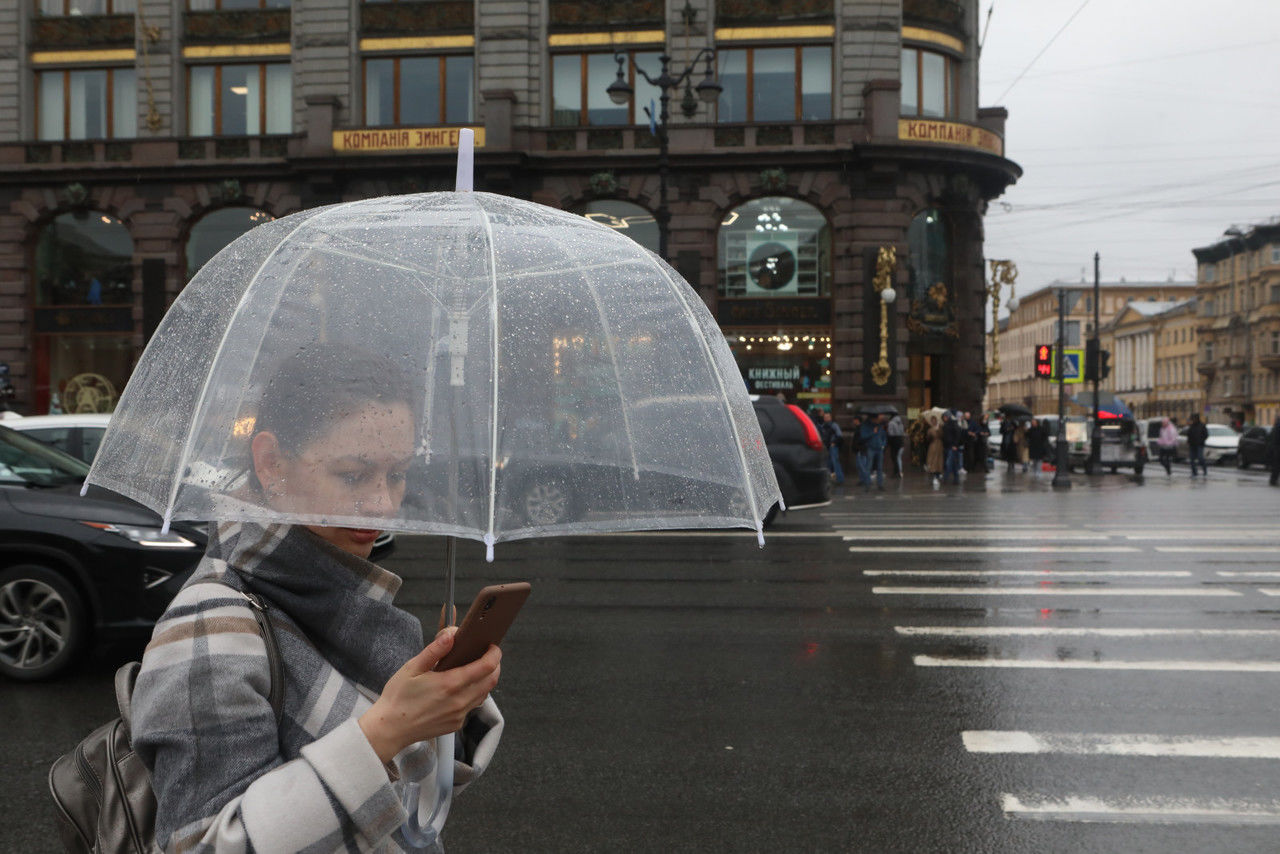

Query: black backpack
[49,590,282,854]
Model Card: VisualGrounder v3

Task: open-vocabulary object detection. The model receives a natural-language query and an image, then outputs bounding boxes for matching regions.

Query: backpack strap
[240,591,285,725]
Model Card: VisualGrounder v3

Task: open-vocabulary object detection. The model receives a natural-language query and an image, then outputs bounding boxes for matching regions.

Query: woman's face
[252,400,415,559]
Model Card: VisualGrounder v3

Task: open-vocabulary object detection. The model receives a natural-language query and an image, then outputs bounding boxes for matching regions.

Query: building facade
[985,280,1195,415]
[0,0,1018,421]
[1099,298,1199,420]
[1192,223,1280,427]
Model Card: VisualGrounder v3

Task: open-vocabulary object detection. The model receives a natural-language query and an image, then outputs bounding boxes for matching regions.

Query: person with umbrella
[131,345,505,852]
[886,410,906,478]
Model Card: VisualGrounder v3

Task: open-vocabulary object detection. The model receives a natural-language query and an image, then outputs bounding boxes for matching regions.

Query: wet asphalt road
[5,463,1280,853]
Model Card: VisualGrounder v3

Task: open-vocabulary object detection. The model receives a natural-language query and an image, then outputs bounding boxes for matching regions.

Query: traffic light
[1034,344,1053,378]
[1084,340,1112,382]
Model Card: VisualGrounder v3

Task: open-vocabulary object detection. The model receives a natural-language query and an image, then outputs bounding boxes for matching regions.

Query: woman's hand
[359,627,502,764]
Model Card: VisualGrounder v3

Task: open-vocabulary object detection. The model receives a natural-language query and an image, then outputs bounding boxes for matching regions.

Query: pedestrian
[975,415,992,473]
[1156,416,1178,475]
[861,413,888,489]
[1013,420,1030,473]
[963,411,979,472]
[821,411,844,485]
[925,416,944,486]
[941,411,963,485]
[849,414,865,485]
[130,346,505,852]
[1027,418,1049,477]
[1266,417,1280,486]
[886,411,906,478]
[1186,413,1209,477]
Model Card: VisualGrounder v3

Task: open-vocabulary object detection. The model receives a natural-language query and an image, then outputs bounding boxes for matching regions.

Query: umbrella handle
[400,732,455,846]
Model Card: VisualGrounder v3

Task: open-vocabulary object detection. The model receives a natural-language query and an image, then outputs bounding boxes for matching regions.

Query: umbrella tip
[756,526,765,549]
[79,481,88,497]
[455,129,474,192]
[484,532,494,563]
[160,511,171,536]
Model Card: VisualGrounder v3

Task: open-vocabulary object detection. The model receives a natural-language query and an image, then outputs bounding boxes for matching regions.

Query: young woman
[131,345,503,853]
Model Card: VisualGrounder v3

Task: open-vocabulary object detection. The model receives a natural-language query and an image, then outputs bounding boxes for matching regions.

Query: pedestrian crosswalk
[862,515,1280,829]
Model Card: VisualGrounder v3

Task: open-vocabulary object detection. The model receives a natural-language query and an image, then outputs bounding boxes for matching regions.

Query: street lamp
[606,49,721,259]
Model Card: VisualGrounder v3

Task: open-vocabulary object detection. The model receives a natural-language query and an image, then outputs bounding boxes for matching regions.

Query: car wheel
[520,477,575,527]
[0,565,88,682]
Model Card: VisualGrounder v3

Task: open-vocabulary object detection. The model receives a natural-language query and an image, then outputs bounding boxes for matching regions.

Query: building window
[901,47,956,118]
[189,63,291,135]
[1054,320,1081,347]
[717,46,832,123]
[552,51,661,127]
[1272,330,1280,354]
[718,197,831,297]
[33,212,135,414]
[907,209,948,305]
[1271,246,1280,264]
[186,207,275,279]
[1202,263,1215,282]
[365,55,473,126]
[37,68,136,140]
[187,0,290,8]
[1204,341,1214,363]
[575,200,658,255]
[38,0,135,12]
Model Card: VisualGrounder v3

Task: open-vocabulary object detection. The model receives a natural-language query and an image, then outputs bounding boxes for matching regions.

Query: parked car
[1176,423,1240,465]
[751,396,831,521]
[1236,426,1272,469]
[0,424,207,681]
[1080,416,1147,474]
[3,413,111,465]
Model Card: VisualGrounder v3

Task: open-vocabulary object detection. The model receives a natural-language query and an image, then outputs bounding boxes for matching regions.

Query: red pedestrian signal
[1034,344,1053,378]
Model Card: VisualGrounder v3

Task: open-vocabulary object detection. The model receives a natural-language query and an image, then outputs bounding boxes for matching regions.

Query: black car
[0,425,208,681]
[750,395,831,520]
[1237,426,1273,469]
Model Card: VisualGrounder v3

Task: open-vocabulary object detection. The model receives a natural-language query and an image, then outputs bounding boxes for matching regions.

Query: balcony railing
[184,8,290,43]
[18,135,297,167]
[31,13,134,48]
[903,0,966,37]
[362,0,473,35]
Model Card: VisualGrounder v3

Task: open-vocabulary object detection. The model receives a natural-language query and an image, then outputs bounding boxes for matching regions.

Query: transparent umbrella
[85,191,781,560]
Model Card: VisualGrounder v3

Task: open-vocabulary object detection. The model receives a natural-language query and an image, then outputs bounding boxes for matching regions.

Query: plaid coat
[132,522,503,853]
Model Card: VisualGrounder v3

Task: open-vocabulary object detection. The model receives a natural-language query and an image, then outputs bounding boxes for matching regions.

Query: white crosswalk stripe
[866,569,1190,577]
[1000,795,1280,824]
[964,731,1280,758]
[876,585,1239,597]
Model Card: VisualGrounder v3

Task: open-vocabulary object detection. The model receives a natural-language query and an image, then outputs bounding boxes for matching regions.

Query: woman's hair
[254,342,417,456]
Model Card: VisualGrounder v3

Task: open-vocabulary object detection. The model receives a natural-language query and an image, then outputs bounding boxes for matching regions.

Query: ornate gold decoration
[136,5,164,132]
[985,259,1018,381]
[928,281,948,308]
[870,246,896,387]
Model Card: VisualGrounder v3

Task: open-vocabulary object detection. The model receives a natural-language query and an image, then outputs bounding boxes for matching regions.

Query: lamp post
[606,49,721,260]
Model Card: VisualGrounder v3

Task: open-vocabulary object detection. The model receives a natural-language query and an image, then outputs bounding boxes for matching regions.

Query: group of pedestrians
[815,409,903,490]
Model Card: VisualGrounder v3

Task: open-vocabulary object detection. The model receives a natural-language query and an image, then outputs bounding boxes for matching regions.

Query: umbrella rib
[160,206,340,530]
[547,230,642,481]
[293,235,455,314]
[642,255,768,542]
[473,197,501,561]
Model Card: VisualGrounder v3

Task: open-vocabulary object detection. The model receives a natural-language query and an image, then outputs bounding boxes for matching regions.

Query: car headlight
[79,521,199,548]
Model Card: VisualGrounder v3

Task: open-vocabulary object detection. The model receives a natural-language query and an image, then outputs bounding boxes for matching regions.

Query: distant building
[0,0,1020,421]
[984,279,1195,415]
[1192,223,1280,427]
[1099,298,1199,419]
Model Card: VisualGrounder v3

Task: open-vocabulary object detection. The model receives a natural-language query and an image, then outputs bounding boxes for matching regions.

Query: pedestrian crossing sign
[1052,348,1084,384]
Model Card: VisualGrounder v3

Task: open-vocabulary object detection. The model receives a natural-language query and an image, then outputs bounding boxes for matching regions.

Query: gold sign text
[898,119,1003,157]
[334,127,485,154]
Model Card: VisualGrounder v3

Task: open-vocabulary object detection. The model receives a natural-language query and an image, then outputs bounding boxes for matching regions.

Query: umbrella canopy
[998,402,1033,418]
[857,403,898,417]
[84,192,781,555]
[1072,391,1133,419]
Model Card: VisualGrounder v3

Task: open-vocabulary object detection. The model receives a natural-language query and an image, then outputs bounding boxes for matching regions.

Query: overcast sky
[977,0,1280,302]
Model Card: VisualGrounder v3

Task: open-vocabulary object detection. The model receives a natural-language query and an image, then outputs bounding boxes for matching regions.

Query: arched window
[186,207,275,278]
[33,212,134,413]
[576,200,659,255]
[907,208,948,304]
[717,197,830,298]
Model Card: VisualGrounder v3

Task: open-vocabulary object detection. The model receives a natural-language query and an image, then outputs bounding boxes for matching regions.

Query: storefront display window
[727,333,832,409]
[575,200,658,255]
[33,213,135,413]
[718,197,830,298]
[186,207,275,278]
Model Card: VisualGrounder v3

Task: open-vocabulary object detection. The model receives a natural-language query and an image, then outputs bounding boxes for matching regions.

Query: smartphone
[433,582,531,671]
